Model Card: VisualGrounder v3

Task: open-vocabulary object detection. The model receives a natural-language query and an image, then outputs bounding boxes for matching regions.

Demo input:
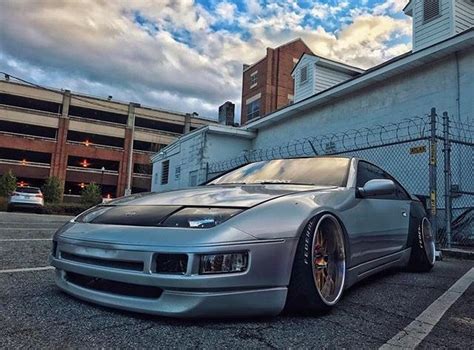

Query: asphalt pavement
[0,211,472,349]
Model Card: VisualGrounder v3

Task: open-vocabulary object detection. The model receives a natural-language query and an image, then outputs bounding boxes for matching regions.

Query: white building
[152,0,473,195]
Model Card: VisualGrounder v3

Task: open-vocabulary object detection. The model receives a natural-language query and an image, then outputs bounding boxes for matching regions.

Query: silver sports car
[50,157,435,317]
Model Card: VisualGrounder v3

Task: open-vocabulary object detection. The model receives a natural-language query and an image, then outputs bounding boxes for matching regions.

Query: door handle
[401,211,407,217]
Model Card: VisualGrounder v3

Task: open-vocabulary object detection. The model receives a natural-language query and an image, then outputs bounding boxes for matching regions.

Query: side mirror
[358,179,396,197]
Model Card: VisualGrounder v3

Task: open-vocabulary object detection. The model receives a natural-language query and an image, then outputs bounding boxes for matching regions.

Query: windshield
[208,157,350,187]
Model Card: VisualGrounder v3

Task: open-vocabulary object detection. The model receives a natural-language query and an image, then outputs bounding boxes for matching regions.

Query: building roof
[290,53,365,76]
[243,27,474,130]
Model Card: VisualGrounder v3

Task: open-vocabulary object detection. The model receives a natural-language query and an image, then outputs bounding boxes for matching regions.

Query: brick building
[0,79,213,198]
[240,38,313,124]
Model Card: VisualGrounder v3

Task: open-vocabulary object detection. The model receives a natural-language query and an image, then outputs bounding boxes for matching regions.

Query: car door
[346,161,411,266]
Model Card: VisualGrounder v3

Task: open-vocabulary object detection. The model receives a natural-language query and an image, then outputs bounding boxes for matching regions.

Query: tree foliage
[81,183,102,206]
[42,176,63,203]
[0,170,17,197]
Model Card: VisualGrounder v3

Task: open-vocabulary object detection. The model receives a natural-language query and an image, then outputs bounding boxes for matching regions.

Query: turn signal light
[199,253,248,274]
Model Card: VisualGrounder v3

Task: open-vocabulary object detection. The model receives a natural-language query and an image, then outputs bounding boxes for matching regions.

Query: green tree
[81,183,102,207]
[0,170,17,197]
[42,176,63,203]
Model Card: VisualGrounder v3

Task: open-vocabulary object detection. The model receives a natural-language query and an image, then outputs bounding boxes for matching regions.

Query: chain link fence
[207,108,473,249]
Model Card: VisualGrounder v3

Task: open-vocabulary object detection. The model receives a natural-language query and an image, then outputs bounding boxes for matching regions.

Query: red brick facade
[240,39,313,124]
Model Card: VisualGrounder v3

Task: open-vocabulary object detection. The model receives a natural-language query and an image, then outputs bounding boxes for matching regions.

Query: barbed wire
[208,115,433,173]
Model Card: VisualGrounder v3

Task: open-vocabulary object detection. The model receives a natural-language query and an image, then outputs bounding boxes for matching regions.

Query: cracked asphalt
[0,212,473,349]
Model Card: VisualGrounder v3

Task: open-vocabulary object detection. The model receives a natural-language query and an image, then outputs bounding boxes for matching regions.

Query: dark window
[69,105,128,124]
[67,130,124,148]
[209,157,350,187]
[356,161,410,200]
[247,99,260,120]
[423,0,440,22]
[67,156,120,172]
[0,120,56,139]
[161,160,170,185]
[134,163,152,175]
[0,93,61,114]
[0,147,51,164]
[133,140,166,152]
[135,117,184,134]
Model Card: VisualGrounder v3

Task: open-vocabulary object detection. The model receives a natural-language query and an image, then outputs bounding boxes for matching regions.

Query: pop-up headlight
[72,206,113,223]
[160,207,243,228]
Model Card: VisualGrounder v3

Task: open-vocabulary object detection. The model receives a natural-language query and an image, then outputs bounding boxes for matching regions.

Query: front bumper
[50,237,297,317]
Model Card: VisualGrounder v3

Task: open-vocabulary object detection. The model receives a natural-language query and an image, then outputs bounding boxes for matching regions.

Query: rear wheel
[408,217,435,272]
[285,214,346,314]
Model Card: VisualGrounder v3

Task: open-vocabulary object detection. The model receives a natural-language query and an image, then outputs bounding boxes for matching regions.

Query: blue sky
[0,0,412,121]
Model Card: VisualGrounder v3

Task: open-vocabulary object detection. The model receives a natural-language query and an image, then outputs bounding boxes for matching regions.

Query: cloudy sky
[0,0,412,121]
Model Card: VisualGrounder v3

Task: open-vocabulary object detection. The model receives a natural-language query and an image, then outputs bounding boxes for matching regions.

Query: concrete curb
[441,248,474,260]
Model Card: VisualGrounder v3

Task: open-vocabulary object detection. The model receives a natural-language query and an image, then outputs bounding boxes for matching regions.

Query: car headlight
[200,252,248,274]
[160,207,243,228]
[72,206,113,223]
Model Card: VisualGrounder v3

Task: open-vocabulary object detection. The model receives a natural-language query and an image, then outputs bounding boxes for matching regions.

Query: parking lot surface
[0,212,473,349]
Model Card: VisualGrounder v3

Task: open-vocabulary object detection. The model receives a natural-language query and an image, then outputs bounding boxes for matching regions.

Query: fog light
[200,253,248,274]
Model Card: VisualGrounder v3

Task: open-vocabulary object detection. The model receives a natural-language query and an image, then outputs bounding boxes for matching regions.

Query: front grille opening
[65,272,163,299]
[61,252,144,271]
[154,254,188,274]
[52,241,58,257]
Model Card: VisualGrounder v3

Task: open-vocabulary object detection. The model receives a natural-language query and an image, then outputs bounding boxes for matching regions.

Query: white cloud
[0,0,412,121]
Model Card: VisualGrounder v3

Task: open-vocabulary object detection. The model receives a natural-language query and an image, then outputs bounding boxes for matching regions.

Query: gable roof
[290,53,364,76]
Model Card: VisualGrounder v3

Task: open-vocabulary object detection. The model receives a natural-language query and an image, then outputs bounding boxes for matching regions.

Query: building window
[423,0,440,22]
[250,71,258,88]
[175,166,181,180]
[247,99,260,120]
[161,160,170,185]
[300,65,308,85]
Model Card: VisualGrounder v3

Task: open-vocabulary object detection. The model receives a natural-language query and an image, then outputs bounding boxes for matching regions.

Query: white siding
[293,56,317,103]
[455,0,474,33]
[413,0,454,51]
[314,65,355,93]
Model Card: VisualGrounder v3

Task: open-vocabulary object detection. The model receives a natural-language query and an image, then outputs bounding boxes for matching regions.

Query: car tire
[285,214,346,314]
[7,205,13,212]
[408,217,435,272]
[36,208,44,214]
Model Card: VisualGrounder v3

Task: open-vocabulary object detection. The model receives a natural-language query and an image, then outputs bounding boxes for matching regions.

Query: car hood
[106,184,335,208]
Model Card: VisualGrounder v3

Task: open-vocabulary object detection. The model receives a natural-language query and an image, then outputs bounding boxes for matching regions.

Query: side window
[356,161,410,200]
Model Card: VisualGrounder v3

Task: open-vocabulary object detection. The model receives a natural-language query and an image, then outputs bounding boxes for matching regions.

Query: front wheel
[285,214,346,314]
[407,217,435,272]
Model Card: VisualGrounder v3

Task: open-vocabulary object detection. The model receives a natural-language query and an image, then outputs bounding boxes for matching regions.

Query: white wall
[314,65,355,93]
[412,0,454,51]
[151,129,253,192]
[455,0,474,33]
[293,55,317,103]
